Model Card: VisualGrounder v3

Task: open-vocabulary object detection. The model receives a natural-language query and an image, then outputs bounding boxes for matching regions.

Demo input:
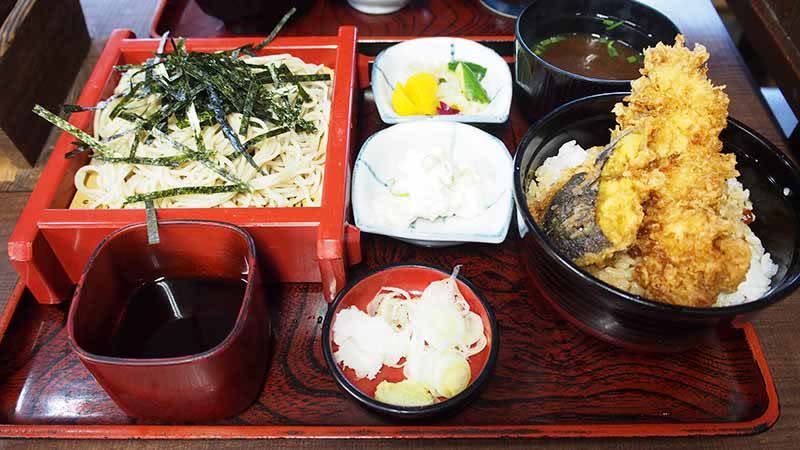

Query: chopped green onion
[603,19,625,31]
[627,55,639,64]
[607,40,619,58]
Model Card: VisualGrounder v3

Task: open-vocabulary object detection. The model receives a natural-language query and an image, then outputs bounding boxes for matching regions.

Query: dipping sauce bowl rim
[67,219,259,366]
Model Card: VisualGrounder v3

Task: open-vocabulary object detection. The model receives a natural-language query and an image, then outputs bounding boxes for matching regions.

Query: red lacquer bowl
[67,220,270,422]
[321,264,499,419]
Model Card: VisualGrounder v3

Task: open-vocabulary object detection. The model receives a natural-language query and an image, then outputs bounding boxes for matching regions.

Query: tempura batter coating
[598,35,750,307]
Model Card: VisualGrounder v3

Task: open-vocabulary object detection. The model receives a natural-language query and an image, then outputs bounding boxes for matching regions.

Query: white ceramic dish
[352,121,513,247]
[347,0,411,14]
[371,37,513,124]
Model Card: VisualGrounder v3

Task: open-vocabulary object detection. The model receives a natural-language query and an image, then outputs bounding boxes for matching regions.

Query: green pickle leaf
[447,61,488,81]
[455,62,490,104]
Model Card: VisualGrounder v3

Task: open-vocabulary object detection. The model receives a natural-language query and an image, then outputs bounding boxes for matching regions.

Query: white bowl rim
[371,37,513,124]
[352,120,514,244]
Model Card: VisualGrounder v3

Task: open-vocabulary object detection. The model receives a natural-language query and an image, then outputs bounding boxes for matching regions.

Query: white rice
[528,141,779,307]
[716,225,779,306]
[530,140,587,197]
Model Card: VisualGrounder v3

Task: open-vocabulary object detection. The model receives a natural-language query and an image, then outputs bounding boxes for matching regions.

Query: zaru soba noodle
[34,10,332,209]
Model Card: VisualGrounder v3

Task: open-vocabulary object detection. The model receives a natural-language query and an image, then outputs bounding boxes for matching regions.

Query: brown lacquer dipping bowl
[322,264,499,419]
[67,221,270,422]
[515,0,679,119]
[513,93,800,352]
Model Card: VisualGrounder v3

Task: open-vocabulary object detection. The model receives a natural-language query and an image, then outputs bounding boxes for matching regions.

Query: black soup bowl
[515,0,679,119]
[513,93,800,352]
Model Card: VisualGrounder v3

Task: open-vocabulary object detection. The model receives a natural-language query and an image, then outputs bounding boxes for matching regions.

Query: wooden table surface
[1,0,798,448]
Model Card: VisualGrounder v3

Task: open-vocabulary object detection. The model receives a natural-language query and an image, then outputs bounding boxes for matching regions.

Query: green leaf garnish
[455,62,490,104]
[447,61,487,81]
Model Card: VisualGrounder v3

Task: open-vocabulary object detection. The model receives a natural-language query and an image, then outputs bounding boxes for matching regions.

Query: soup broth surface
[534,33,643,80]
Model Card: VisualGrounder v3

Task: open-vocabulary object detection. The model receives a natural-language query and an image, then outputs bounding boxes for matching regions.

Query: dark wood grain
[154,0,516,38]
[2,0,800,448]
[0,193,28,306]
[727,0,800,119]
[0,0,166,193]
[0,237,774,427]
[0,0,90,167]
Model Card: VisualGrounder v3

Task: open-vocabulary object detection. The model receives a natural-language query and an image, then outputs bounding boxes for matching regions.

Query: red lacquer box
[7,27,361,305]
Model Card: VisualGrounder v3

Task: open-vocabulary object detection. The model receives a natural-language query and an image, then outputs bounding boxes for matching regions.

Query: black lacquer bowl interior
[513,93,800,352]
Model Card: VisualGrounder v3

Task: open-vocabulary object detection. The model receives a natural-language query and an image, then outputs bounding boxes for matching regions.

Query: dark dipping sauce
[109,277,246,359]
[534,33,642,80]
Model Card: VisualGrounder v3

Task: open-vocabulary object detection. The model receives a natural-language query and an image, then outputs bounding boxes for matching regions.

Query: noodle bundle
[72,53,331,209]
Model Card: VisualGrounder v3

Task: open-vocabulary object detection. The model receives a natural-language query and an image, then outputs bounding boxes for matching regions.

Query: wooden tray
[149,0,515,38]
[0,39,780,439]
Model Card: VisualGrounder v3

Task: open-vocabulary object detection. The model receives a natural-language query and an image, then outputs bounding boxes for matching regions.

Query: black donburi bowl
[513,93,800,352]
[515,0,679,119]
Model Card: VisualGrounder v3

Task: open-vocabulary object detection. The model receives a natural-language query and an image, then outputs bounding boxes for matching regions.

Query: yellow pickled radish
[391,83,418,116]
[391,73,440,115]
[404,73,439,114]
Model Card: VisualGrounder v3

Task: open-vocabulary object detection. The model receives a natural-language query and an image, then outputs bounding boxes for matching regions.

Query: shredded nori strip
[148,128,248,187]
[33,6,330,204]
[33,105,113,156]
[109,82,142,119]
[229,8,296,58]
[63,104,90,113]
[144,199,160,244]
[94,154,189,167]
[253,72,331,84]
[245,126,290,147]
[224,126,291,159]
[65,144,91,159]
[278,64,311,103]
[124,184,247,204]
[239,78,256,135]
[206,84,265,175]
